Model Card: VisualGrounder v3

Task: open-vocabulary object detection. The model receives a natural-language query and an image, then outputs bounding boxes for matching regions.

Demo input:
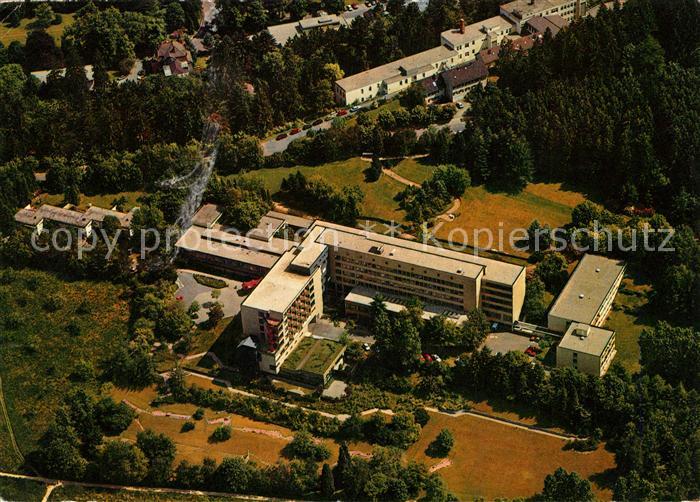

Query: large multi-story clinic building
[240,220,526,374]
[334,0,587,105]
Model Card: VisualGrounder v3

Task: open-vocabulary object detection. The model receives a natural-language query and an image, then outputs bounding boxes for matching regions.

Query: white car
[432,354,442,363]
[350,105,360,112]
[362,343,371,351]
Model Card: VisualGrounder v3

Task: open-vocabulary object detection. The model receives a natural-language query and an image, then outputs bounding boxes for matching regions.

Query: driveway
[262,120,333,156]
[175,269,246,324]
[482,331,536,355]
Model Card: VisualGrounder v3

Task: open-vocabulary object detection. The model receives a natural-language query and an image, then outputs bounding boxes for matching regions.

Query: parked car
[346,4,352,10]
[275,133,288,140]
[432,354,442,363]
[337,109,348,116]
[362,343,370,351]
[525,347,537,357]
[302,123,312,130]
[422,353,433,362]
[529,335,540,342]
[351,3,359,9]
[312,118,323,126]
[290,127,301,134]
[350,105,360,112]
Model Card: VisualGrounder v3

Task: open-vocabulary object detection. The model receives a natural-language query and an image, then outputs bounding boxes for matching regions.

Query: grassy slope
[240,157,409,222]
[435,183,587,255]
[391,157,435,184]
[603,275,656,373]
[0,13,76,46]
[406,411,616,501]
[0,269,129,467]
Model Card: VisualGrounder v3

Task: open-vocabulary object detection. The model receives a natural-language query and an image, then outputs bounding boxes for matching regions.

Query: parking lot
[482,331,538,355]
[175,269,246,323]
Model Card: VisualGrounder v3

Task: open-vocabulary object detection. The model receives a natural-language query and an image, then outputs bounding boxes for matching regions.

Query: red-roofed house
[154,39,193,77]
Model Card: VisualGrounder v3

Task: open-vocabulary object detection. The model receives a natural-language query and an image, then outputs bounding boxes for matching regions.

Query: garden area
[0,269,130,470]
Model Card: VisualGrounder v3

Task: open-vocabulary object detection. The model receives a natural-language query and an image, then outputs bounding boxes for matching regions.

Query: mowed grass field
[435,183,588,255]
[390,157,435,184]
[0,13,76,46]
[112,380,374,467]
[603,275,655,373]
[0,269,129,469]
[240,157,409,221]
[406,412,616,501]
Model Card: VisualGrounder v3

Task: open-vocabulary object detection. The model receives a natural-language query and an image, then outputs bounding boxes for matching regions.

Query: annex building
[239,219,526,374]
[548,253,625,376]
[14,203,135,236]
[334,0,587,105]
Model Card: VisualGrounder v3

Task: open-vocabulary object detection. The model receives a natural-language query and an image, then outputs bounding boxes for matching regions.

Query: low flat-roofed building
[556,322,616,376]
[265,211,313,232]
[345,286,470,324]
[191,204,222,228]
[175,225,294,278]
[84,206,135,230]
[548,254,626,332]
[15,204,93,236]
[248,215,286,242]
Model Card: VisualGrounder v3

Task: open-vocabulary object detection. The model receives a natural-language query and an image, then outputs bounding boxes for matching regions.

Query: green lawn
[391,157,435,184]
[0,13,76,46]
[603,275,656,373]
[282,337,345,375]
[36,191,144,211]
[0,476,47,501]
[0,269,129,466]
[239,157,409,222]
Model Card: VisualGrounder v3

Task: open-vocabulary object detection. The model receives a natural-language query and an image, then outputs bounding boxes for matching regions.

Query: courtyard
[175,269,246,324]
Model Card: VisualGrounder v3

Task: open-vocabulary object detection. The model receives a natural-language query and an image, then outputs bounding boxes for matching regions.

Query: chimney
[459,18,465,34]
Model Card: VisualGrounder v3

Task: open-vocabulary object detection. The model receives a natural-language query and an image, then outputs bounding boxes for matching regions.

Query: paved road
[262,119,333,156]
[264,102,468,156]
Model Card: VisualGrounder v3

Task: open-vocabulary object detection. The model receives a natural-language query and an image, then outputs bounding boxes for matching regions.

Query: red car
[337,109,348,116]
[422,353,433,362]
[275,133,288,140]
[290,127,301,134]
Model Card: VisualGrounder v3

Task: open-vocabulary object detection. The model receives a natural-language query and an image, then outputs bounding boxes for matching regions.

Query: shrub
[427,428,454,457]
[181,421,195,432]
[209,425,231,443]
[284,431,331,461]
[413,408,430,427]
[192,407,205,420]
[193,274,227,289]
